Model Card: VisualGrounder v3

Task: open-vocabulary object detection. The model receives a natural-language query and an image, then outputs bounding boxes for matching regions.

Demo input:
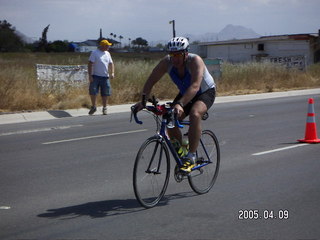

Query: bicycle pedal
[174,165,188,182]
[180,164,195,173]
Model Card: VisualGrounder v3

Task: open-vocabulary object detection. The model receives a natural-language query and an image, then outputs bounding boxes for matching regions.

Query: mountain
[185,24,260,42]
[218,24,260,40]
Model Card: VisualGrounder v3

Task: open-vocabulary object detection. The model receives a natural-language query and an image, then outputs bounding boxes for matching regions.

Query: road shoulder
[1,88,319,125]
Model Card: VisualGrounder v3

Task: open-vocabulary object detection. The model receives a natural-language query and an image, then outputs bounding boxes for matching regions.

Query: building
[69,39,120,53]
[69,40,98,52]
[191,31,320,69]
[76,40,99,53]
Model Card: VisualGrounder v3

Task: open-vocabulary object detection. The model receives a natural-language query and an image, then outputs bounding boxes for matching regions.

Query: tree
[48,40,69,52]
[0,20,24,52]
[37,24,50,52]
[119,35,123,47]
[156,43,165,49]
[131,37,148,48]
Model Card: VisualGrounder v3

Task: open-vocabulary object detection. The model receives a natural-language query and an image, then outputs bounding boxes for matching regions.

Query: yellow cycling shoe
[179,158,196,173]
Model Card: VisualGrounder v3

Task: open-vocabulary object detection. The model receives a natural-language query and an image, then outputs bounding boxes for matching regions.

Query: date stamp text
[238,209,289,220]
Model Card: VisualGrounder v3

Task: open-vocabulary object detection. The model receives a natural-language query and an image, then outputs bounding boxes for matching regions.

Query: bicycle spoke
[133,136,170,208]
[188,130,220,194]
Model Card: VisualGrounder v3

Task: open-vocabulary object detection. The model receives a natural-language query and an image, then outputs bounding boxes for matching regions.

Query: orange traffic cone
[298,98,320,143]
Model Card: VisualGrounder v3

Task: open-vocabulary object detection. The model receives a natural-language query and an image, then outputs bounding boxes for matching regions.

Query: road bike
[131,97,220,208]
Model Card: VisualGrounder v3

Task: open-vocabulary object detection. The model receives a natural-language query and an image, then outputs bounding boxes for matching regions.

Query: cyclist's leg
[167,112,186,143]
[188,101,207,153]
[189,88,216,152]
[168,93,185,143]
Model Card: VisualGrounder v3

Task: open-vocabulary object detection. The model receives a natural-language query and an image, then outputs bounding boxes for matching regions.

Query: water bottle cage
[165,110,175,128]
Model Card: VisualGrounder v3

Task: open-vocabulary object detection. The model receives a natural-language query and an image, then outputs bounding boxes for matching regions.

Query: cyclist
[134,37,216,170]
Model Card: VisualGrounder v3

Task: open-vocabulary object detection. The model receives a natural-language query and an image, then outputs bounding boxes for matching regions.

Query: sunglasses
[169,52,185,57]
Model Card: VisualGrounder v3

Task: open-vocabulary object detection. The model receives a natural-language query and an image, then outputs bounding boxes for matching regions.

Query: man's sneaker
[88,106,96,115]
[102,107,107,115]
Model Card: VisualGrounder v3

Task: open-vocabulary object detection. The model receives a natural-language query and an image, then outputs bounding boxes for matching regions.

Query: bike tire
[133,136,170,208]
[188,130,220,194]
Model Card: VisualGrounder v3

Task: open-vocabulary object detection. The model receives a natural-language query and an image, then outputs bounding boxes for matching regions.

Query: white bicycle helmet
[167,37,189,52]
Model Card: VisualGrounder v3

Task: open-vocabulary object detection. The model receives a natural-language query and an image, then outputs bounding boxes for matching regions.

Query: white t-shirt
[89,49,113,77]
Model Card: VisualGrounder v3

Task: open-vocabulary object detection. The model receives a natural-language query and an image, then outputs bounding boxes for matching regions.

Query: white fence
[36,64,88,91]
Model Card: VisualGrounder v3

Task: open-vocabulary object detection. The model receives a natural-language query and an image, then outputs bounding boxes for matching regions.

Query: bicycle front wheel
[133,136,170,208]
[188,130,220,194]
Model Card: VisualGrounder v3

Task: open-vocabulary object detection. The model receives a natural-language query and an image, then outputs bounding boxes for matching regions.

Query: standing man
[88,39,115,115]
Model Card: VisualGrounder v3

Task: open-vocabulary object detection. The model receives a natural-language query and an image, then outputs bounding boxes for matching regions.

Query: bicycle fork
[145,136,165,175]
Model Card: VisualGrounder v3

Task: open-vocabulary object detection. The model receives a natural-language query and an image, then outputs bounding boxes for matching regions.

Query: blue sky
[1,0,319,44]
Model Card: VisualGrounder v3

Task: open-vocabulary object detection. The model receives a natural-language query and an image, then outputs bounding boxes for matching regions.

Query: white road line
[252,143,309,156]
[42,129,147,145]
[0,125,83,137]
[0,206,11,210]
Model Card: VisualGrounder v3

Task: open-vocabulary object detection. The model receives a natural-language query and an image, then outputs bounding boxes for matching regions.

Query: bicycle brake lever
[172,111,183,128]
[130,105,143,124]
[175,118,184,128]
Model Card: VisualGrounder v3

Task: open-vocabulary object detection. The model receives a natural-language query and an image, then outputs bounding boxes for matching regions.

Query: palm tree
[119,35,123,47]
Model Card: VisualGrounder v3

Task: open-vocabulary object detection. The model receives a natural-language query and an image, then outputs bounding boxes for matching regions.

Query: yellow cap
[100,39,112,46]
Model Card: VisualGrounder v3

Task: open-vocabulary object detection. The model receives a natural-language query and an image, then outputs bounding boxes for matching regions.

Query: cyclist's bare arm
[135,57,168,111]
[142,57,168,98]
[178,55,204,106]
[173,55,205,117]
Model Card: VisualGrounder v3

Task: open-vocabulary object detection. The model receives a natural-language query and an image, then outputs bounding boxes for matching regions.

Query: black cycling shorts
[173,88,216,116]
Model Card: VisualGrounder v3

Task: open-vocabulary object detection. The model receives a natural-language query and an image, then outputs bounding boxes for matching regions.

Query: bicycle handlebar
[130,102,184,128]
[130,106,143,125]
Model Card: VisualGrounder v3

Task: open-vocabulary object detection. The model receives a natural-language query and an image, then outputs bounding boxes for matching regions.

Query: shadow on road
[47,110,72,118]
[37,191,196,219]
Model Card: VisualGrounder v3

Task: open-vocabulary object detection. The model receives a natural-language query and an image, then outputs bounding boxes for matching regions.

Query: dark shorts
[89,75,111,96]
[174,88,216,116]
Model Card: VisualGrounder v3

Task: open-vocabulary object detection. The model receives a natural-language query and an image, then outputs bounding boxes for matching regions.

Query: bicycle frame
[132,100,220,208]
[132,103,212,171]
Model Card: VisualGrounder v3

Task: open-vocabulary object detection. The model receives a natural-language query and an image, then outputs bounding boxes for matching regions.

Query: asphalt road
[1,93,320,240]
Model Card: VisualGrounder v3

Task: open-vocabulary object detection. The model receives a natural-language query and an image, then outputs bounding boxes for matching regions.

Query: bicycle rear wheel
[133,136,170,208]
[188,130,220,194]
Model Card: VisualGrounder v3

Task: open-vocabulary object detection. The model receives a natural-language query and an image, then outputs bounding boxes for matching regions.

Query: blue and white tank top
[167,53,215,95]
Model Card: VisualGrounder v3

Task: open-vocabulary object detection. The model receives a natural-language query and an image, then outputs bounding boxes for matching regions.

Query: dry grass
[109,60,176,104]
[218,62,320,95]
[0,52,320,113]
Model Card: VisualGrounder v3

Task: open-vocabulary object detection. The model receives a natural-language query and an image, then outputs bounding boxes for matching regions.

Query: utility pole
[169,20,176,38]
